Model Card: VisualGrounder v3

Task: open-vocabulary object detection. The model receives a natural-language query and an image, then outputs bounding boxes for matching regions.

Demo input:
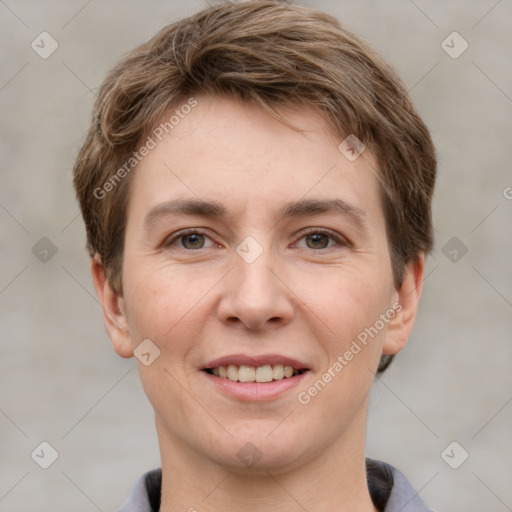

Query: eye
[163,229,215,250]
[296,228,347,250]
[163,228,348,251]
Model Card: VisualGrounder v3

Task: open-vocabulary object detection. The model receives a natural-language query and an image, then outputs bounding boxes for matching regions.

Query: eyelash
[163,227,349,251]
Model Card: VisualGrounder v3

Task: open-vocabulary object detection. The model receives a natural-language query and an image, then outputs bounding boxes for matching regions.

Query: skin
[92,95,424,512]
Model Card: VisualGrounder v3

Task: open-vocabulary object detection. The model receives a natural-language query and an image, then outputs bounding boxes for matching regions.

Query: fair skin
[92,95,424,512]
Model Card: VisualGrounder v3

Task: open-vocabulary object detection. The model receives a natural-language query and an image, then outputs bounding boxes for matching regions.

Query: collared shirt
[118,458,433,511]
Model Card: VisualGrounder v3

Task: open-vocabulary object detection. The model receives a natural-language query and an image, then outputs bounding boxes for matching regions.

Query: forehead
[128,94,385,227]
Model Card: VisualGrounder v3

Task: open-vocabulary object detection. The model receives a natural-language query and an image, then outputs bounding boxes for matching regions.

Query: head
[74,0,436,474]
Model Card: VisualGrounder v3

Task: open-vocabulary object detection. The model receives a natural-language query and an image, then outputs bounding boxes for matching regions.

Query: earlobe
[382,255,425,356]
[90,255,134,358]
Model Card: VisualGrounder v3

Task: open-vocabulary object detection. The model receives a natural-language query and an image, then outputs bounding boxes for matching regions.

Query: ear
[90,255,134,358]
[382,255,425,356]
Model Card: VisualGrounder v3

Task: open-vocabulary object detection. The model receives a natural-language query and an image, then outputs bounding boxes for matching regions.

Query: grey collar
[118,458,433,512]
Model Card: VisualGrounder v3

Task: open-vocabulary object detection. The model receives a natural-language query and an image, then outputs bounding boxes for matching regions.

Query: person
[72,1,437,510]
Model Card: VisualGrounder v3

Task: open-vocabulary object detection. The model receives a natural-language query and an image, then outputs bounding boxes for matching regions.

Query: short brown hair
[73,0,436,373]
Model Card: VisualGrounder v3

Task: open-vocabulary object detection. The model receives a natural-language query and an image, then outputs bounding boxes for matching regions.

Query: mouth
[201,355,310,401]
[201,354,310,384]
[203,364,308,383]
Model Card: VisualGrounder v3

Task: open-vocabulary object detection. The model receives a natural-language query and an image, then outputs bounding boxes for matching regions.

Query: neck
[157,407,378,512]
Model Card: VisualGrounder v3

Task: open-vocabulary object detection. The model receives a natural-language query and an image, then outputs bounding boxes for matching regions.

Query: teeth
[227,364,238,381]
[209,364,302,382]
[273,364,284,380]
[255,364,273,382]
[284,365,293,378]
[238,365,256,382]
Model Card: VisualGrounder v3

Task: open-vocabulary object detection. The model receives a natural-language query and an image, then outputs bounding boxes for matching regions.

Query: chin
[215,448,307,475]
[200,428,314,475]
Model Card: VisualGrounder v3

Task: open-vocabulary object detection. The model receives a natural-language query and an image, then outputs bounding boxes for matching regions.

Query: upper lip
[203,354,310,370]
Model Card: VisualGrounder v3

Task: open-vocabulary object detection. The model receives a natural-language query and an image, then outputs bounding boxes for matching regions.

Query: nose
[216,244,294,331]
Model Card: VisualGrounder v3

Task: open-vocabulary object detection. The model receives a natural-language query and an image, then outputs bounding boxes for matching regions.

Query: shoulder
[366,458,435,512]
[117,468,161,512]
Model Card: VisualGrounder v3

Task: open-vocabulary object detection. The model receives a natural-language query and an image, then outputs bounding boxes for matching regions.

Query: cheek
[292,260,394,341]
[121,264,209,417]
[122,259,215,356]
[290,260,394,407]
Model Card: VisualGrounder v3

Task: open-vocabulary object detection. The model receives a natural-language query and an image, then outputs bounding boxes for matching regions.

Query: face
[94,95,422,475]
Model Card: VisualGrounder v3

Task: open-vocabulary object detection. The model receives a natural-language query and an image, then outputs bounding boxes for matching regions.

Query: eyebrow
[143,197,367,230]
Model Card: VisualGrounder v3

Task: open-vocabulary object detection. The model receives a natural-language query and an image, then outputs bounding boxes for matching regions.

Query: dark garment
[118,458,433,512]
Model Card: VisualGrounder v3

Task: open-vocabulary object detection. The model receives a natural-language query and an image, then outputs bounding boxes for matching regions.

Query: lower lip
[201,370,309,401]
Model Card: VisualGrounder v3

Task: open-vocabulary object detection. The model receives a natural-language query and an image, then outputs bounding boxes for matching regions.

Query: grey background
[1,0,511,510]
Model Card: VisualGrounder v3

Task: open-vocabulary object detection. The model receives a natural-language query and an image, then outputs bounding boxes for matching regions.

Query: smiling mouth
[203,364,308,383]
